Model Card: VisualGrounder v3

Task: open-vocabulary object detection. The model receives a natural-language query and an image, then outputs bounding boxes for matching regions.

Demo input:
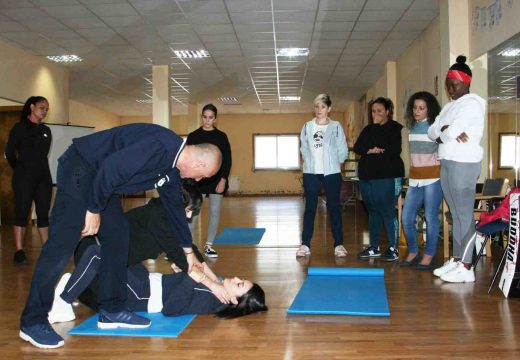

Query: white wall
[0,38,69,124]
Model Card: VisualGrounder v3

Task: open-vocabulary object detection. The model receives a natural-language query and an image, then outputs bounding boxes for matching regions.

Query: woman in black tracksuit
[5,96,52,264]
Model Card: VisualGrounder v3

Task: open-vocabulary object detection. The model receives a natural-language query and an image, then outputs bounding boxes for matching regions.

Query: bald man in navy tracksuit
[19,123,221,349]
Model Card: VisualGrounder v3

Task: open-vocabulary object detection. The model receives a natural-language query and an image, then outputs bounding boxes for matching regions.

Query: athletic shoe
[97,309,151,329]
[48,273,76,324]
[334,245,348,257]
[357,245,381,259]
[14,249,27,264]
[381,247,399,262]
[296,245,311,257]
[433,257,458,277]
[204,244,219,258]
[19,323,64,349]
[440,262,475,283]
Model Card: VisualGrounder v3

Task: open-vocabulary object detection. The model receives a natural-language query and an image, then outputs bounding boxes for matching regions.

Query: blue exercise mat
[68,312,196,338]
[213,228,266,245]
[287,267,390,317]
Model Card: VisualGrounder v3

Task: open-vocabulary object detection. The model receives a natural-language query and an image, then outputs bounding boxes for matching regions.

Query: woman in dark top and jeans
[5,96,52,264]
[354,97,405,262]
[187,104,232,258]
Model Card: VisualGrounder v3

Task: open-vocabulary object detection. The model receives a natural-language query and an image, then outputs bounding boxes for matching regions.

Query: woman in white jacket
[297,94,349,258]
[427,55,486,283]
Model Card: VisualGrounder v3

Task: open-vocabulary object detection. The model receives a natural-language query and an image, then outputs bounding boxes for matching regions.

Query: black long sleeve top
[353,119,405,180]
[125,197,204,269]
[4,119,52,171]
[186,127,232,194]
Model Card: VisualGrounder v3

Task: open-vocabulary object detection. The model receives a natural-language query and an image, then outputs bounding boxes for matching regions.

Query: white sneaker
[48,273,76,324]
[433,257,458,277]
[296,245,310,257]
[334,245,348,257]
[440,262,475,283]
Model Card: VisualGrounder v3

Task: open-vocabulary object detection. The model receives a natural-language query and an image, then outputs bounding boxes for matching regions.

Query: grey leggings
[189,193,223,245]
[440,159,481,263]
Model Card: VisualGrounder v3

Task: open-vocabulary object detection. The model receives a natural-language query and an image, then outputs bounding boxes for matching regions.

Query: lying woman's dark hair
[215,283,268,319]
[181,179,203,220]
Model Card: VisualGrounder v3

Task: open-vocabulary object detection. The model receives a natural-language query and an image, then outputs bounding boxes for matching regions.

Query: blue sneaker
[19,323,64,349]
[98,309,151,329]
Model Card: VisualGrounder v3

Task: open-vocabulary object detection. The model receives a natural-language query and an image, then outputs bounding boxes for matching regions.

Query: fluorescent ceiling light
[173,50,210,58]
[219,96,239,103]
[279,96,300,101]
[46,54,82,63]
[136,99,153,103]
[276,48,309,57]
[498,48,520,57]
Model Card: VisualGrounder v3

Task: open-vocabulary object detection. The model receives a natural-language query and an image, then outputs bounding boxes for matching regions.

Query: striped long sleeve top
[408,119,440,187]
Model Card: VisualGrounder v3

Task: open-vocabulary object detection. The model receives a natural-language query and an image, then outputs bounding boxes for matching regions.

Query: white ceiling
[0,0,439,116]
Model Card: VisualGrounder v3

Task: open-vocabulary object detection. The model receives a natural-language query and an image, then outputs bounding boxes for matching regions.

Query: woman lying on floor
[49,238,268,323]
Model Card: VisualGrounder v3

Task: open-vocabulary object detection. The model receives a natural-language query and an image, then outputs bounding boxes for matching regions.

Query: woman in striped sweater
[401,91,442,270]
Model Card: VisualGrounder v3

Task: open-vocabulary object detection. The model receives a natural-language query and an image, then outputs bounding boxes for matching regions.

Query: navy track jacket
[72,123,192,247]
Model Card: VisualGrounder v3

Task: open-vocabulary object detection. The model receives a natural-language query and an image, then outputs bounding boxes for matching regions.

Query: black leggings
[12,165,52,227]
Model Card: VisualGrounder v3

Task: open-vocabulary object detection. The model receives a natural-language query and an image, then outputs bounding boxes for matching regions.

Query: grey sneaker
[204,244,219,258]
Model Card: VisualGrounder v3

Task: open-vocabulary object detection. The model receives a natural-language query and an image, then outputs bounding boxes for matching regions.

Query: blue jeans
[401,181,443,256]
[302,173,343,248]
[359,178,402,248]
[21,146,129,327]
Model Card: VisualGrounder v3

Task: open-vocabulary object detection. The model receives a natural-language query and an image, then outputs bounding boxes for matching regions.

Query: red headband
[446,69,472,85]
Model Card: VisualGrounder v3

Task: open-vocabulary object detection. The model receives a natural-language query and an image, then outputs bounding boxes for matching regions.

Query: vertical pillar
[187,102,200,133]
[385,61,398,117]
[152,65,171,129]
[440,0,470,105]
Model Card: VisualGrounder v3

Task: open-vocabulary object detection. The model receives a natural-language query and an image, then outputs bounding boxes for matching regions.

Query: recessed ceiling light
[219,96,239,103]
[498,48,520,57]
[46,54,83,63]
[276,48,309,57]
[280,96,300,101]
[173,50,210,58]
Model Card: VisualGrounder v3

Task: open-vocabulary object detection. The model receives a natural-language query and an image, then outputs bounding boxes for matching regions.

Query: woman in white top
[297,94,349,258]
[427,55,486,283]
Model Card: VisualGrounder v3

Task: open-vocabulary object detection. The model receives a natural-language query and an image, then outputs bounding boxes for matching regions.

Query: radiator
[228,175,240,193]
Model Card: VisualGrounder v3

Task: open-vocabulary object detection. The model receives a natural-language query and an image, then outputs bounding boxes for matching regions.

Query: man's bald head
[177,143,222,181]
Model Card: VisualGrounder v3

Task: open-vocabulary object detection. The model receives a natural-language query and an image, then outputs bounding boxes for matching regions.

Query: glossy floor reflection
[1,196,520,359]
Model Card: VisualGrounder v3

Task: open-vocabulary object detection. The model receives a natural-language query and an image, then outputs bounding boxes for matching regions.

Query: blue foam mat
[287,267,390,317]
[68,312,196,338]
[213,227,266,245]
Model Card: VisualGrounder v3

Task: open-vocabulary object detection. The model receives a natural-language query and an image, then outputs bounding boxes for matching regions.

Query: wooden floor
[1,196,520,359]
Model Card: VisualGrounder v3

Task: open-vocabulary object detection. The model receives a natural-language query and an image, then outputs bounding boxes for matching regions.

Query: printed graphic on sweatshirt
[313,130,324,149]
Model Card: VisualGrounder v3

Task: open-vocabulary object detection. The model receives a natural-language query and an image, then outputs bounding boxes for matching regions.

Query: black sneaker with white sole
[382,247,399,262]
[204,245,218,258]
[357,245,381,258]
